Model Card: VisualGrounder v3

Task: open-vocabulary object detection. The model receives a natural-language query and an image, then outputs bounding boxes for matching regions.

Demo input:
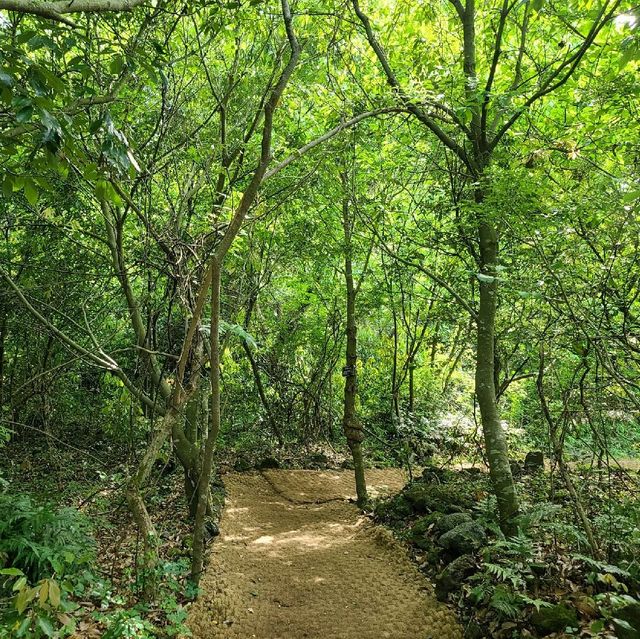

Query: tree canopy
[1,0,639,637]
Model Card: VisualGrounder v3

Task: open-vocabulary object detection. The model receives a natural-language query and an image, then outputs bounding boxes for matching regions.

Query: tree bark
[341,182,368,508]
[191,262,221,582]
[125,406,181,600]
[475,213,519,534]
[0,0,146,27]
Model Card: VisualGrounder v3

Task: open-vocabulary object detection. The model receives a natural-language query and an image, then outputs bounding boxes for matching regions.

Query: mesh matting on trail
[188,469,462,639]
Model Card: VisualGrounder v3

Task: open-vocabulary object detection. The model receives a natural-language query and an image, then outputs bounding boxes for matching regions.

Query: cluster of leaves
[0,494,96,637]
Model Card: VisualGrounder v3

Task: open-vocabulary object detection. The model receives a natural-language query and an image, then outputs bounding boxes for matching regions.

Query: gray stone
[531,604,578,634]
[437,521,487,557]
[435,554,476,600]
[524,451,544,472]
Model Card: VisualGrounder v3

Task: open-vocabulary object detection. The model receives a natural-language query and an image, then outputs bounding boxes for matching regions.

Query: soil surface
[188,469,462,639]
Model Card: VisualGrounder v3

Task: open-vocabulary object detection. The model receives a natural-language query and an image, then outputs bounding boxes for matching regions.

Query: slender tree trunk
[191,261,221,582]
[341,187,367,507]
[408,362,415,413]
[391,306,399,418]
[537,349,601,558]
[0,303,6,412]
[126,405,181,600]
[475,214,519,534]
[242,340,284,446]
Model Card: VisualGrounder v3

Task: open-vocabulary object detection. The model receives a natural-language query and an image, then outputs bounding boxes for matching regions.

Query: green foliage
[100,610,156,639]
[0,569,75,638]
[0,494,95,583]
[94,559,193,639]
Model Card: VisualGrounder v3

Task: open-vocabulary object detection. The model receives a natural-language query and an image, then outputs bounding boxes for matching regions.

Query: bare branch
[0,0,146,26]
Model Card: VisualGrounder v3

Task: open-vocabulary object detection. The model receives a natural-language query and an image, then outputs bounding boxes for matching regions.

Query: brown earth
[188,469,462,639]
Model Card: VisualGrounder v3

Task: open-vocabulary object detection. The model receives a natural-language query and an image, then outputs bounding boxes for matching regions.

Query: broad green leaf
[23,179,38,205]
[36,615,55,637]
[48,579,61,608]
[16,105,34,123]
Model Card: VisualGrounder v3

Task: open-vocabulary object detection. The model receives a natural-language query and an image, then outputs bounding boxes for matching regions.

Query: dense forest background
[0,0,639,637]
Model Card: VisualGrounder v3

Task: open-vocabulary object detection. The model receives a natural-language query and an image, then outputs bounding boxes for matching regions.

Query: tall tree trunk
[0,302,6,412]
[342,188,367,507]
[475,215,519,534]
[191,261,221,582]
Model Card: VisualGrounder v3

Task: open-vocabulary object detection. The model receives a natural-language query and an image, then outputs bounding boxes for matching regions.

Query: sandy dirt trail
[188,469,462,639]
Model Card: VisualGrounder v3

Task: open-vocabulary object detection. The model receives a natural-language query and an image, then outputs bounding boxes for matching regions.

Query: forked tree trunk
[125,406,181,600]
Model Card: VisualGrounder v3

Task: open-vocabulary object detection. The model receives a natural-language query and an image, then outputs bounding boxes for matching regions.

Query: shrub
[0,494,95,583]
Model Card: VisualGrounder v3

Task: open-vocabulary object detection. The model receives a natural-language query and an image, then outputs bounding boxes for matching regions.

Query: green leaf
[94,180,122,206]
[23,179,38,205]
[110,55,125,75]
[622,190,640,204]
[48,579,61,608]
[2,175,13,198]
[613,619,635,631]
[13,576,27,591]
[0,71,13,88]
[0,568,24,576]
[36,615,55,637]
[16,105,34,123]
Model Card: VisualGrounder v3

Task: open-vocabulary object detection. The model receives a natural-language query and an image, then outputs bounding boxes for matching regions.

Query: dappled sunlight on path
[188,469,462,639]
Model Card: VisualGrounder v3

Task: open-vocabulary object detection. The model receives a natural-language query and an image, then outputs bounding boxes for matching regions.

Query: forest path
[187,469,462,639]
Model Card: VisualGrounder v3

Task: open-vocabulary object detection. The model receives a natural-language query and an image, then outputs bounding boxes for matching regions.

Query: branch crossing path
[188,469,462,639]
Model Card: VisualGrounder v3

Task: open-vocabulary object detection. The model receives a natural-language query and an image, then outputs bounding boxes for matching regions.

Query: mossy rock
[374,494,413,523]
[531,603,578,634]
[234,456,252,472]
[432,512,472,536]
[420,465,451,482]
[305,452,330,468]
[435,554,476,600]
[437,521,487,557]
[613,602,640,639]
[257,456,281,469]
[403,482,473,515]
[407,513,442,550]
[410,512,443,535]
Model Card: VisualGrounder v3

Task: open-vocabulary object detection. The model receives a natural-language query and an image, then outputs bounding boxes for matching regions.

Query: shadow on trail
[188,469,462,639]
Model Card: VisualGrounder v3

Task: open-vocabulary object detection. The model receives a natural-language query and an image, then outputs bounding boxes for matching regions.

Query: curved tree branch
[0,0,146,26]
